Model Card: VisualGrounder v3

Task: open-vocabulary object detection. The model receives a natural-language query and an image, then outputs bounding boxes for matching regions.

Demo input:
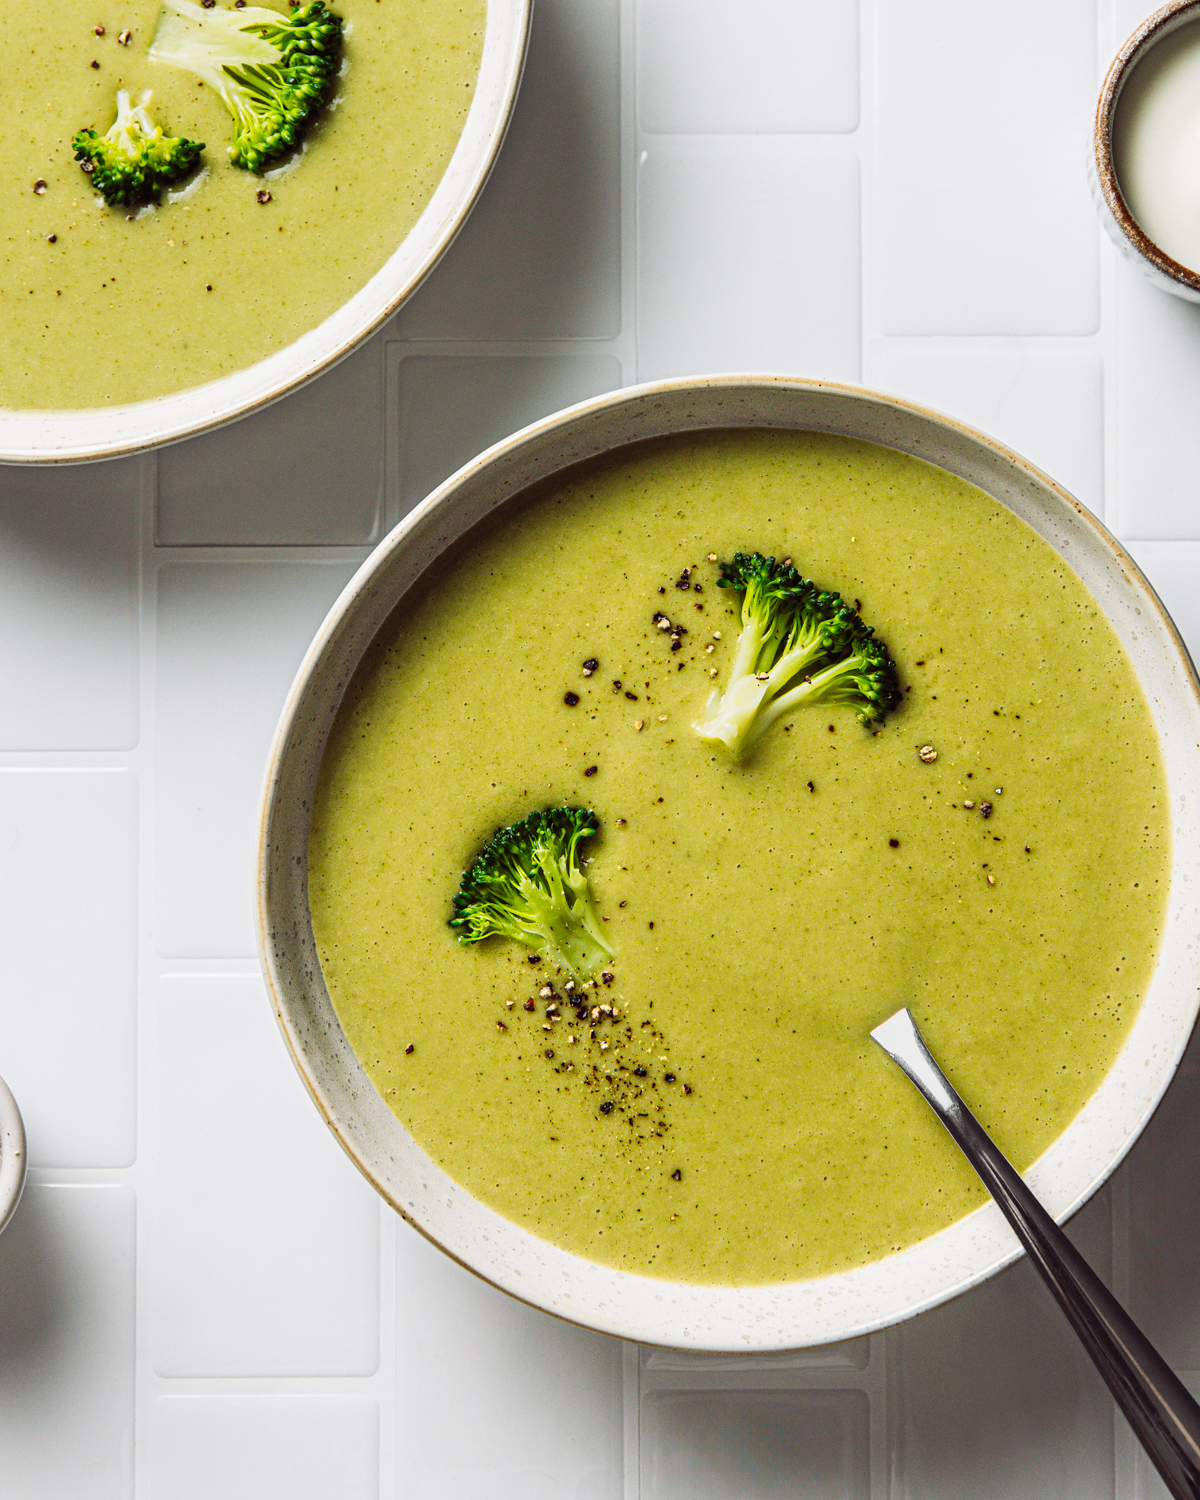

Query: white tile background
[1,0,1198,1494]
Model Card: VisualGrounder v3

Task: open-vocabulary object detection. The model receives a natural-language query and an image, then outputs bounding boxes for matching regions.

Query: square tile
[0,1184,134,1499]
[157,338,384,546]
[397,0,621,339]
[153,1397,378,1500]
[150,975,380,1377]
[869,349,1105,513]
[637,138,860,382]
[875,0,1100,335]
[0,459,138,749]
[892,1189,1114,1499]
[0,770,137,1168]
[395,1223,623,1499]
[1115,263,1200,539]
[154,559,357,958]
[637,0,858,134]
[640,1390,869,1500]
[395,353,623,514]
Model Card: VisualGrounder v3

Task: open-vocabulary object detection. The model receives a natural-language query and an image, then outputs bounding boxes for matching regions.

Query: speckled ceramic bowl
[0,0,530,464]
[256,376,1200,1351]
[0,1073,27,1238]
[1092,0,1200,301]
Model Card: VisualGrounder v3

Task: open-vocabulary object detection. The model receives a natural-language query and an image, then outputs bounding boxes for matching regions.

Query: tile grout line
[134,445,159,1500]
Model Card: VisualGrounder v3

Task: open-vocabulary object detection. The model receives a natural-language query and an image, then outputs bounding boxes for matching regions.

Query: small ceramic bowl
[1093,0,1200,301]
[256,376,1200,1351]
[0,1073,27,1238]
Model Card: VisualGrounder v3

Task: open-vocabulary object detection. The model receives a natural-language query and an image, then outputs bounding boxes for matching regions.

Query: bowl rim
[256,373,1200,1351]
[0,1072,27,1239]
[0,0,532,465]
[1094,0,1200,293]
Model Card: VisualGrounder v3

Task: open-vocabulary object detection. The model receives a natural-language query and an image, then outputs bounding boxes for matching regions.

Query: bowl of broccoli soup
[256,376,1200,1350]
[0,0,529,462]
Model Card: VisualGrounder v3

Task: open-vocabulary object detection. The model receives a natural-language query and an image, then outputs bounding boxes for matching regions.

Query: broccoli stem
[449,807,614,982]
[694,552,900,757]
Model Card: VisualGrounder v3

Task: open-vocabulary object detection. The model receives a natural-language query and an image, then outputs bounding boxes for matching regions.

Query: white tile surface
[869,349,1106,513]
[395,1222,623,1499]
[0,770,137,1168]
[875,0,1100,335]
[153,559,357,957]
[150,975,380,1377]
[637,0,858,135]
[640,1390,870,1499]
[1115,1,1160,41]
[0,1184,134,1498]
[153,1396,379,1500]
[0,0,1196,1494]
[0,460,139,749]
[1115,263,1200,540]
[157,338,384,547]
[637,138,860,382]
[397,0,621,339]
[891,1190,1115,1499]
[395,353,623,514]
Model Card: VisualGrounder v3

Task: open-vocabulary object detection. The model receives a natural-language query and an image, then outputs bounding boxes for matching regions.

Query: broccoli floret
[694,552,900,758]
[73,90,204,207]
[149,0,343,173]
[449,808,615,981]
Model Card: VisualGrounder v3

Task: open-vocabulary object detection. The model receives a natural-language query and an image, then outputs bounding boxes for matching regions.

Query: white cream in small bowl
[1093,0,1200,300]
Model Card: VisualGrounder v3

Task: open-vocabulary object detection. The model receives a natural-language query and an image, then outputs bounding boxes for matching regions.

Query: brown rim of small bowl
[1095,0,1200,293]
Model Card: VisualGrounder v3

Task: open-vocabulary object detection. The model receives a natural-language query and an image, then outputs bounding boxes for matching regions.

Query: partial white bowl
[0,1073,27,1238]
[0,0,531,464]
[256,376,1200,1351]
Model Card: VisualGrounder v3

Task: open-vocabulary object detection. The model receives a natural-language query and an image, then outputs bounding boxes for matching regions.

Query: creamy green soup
[2,0,483,408]
[309,431,1169,1285]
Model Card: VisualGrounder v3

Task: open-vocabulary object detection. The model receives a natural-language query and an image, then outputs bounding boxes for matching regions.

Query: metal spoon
[871,1006,1200,1500]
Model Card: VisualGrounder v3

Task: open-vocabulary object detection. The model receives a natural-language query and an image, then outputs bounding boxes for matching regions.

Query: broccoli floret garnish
[449,808,615,981]
[694,551,900,758]
[73,90,204,207]
[149,0,344,173]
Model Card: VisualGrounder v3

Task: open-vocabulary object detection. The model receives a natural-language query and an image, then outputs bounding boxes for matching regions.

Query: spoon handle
[871,1007,1200,1500]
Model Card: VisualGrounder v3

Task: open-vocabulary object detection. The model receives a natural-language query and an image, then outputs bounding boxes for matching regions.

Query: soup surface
[2,0,484,408]
[308,431,1170,1285]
